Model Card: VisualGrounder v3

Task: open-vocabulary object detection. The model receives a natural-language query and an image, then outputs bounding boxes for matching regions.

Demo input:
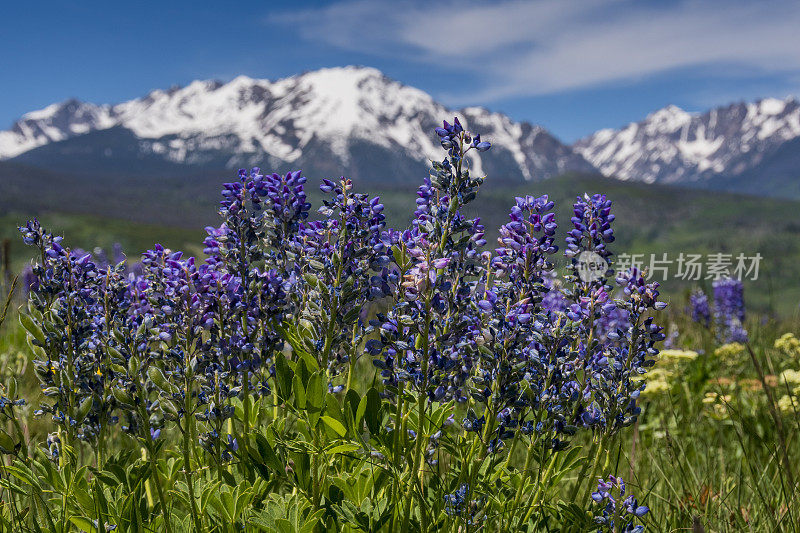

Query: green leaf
[75,396,93,422]
[321,416,347,437]
[325,443,360,455]
[0,429,16,454]
[345,389,360,416]
[275,323,317,370]
[364,387,382,435]
[308,259,326,271]
[147,366,174,393]
[253,434,284,474]
[356,393,368,427]
[292,374,306,410]
[19,313,45,344]
[26,336,45,358]
[7,378,16,401]
[68,516,97,532]
[107,346,123,359]
[298,351,319,374]
[305,372,326,427]
[275,353,294,403]
[112,387,133,406]
[303,372,317,405]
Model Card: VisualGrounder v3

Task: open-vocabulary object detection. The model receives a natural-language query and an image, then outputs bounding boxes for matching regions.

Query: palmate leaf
[195,483,218,520]
[249,494,324,533]
[550,446,585,485]
[209,486,238,523]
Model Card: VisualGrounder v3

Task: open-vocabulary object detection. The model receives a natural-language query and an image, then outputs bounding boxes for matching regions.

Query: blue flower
[592,475,649,532]
[689,288,711,327]
[712,278,748,343]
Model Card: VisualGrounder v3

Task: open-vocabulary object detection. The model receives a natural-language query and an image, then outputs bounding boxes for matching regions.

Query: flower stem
[182,367,203,533]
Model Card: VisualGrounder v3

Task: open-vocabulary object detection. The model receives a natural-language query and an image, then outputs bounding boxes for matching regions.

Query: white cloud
[269,0,800,102]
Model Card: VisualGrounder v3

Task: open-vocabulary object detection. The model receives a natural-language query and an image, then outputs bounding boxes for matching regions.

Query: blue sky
[3,0,800,142]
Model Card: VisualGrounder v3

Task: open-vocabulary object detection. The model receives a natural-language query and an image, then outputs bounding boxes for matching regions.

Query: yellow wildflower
[647,368,673,381]
[703,392,731,419]
[780,369,800,386]
[778,395,797,415]
[775,333,800,358]
[660,349,699,362]
[641,379,670,397]
[714,343,745,360]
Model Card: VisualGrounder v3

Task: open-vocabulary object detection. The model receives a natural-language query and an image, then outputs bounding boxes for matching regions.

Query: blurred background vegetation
[3,172,799,316]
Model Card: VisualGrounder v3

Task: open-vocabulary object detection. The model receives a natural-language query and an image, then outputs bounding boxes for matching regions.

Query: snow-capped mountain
[8,67,800,197]
[574,98,800,185]
[0,66,593,183]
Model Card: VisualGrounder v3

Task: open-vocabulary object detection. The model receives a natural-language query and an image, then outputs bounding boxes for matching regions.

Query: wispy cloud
[270,0,800,103]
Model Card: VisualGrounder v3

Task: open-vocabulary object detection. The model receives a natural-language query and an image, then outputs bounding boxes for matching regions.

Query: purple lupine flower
[20,220,114,442]
[689,288,711,327]
[443,483,471,518]
[21,264,37,294]
[262,170,311,268]
[370,118,489,403]
[583,267,666,435]
[297,177,393,378]
[541,272,568,314]
[19,225,153,444]
[595,302,631,344]
[203,168,296,411]
[565,193,615,265]
[712,277,747,343]
[592,475,649,532]
[467,193,581,450]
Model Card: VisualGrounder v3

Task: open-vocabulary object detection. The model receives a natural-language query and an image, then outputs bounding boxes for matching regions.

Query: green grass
[0,212,204,273]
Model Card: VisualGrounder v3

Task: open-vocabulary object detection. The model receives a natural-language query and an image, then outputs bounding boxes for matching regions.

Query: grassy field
[0,212,204,273]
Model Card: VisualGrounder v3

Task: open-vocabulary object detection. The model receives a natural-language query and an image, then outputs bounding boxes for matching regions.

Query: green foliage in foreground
[1,292,800,531]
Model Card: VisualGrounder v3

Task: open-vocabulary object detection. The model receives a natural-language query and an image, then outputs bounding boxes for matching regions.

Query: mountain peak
[293,65,386,82]
[21,98,88,121]
[0,66,592,184]
[645,104,692,129]
[575,96,800,184]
